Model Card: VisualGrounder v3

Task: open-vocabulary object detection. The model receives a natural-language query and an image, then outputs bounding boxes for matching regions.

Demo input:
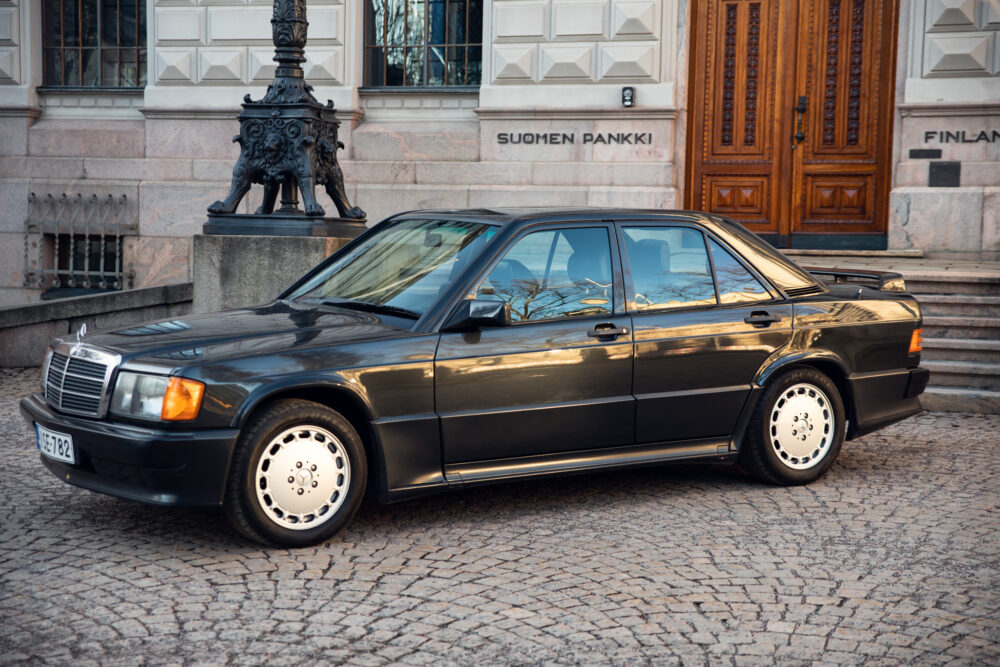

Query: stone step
[906,274,1000,296]
[914,294,1000,317]
[922,315,1000,340]
[920,387,1000,415]
[922,360,1000,390]
[922,338,1000,364]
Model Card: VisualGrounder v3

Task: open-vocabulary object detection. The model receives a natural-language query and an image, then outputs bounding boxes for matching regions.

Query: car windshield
[289,218,498,317]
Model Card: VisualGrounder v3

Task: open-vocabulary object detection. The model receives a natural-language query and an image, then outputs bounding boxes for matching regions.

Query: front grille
[44,347,117,417]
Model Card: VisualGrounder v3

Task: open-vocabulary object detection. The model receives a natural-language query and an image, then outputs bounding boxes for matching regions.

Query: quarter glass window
[43,0,147,87]
[623,227,716,311]
[478,228,614,322]
[365,0,483,86]
[708,239,771,304]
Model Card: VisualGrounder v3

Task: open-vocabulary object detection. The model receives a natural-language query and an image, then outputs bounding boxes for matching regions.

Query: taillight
[908,328,923,354]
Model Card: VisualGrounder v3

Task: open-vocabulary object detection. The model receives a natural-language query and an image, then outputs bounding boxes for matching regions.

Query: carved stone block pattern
[919,0,1000,79]
[553,1,607,38]
[597,43,657,79]
[612,1,657,37]
[155,49,196,83]
[540,45,595,80]
[494,45,538,80]
[490,0,664,85]
[925,0,978,31]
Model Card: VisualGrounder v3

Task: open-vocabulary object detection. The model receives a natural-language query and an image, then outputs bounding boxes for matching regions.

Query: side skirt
[444,438,736,488]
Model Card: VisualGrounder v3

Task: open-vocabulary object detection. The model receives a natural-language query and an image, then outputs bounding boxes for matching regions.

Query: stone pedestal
[204,213,366,237]
[192,234,354,313]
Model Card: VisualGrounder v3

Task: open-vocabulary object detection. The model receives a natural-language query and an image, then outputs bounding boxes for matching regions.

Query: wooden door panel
[687,0,897,246]
[709,0,775,158]
[705,176,769,222]
[801,174,875,226]
[687,0,786,235]
[791,0,894,235]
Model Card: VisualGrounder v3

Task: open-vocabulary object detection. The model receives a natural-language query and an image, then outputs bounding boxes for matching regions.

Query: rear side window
[622,227,716,311]
[708,239,771,304]
[477,227,614,322]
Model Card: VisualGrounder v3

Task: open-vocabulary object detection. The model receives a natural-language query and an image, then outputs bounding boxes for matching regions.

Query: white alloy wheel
[768,383,834,470]
[254,424,351,530]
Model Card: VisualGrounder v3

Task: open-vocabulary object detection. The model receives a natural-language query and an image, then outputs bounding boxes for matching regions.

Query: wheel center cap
[295,469,313,487]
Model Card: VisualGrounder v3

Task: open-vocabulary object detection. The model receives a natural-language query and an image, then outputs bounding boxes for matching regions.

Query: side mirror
[442,299,511,332]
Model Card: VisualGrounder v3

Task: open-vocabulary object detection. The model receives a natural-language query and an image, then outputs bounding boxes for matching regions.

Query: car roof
[392,207,711,226]
[390,207,820,292]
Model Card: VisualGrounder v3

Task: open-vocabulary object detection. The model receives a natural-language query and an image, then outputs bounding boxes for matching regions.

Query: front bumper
[20,393,240,507]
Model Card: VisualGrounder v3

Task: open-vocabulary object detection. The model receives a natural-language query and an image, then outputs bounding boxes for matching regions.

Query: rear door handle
[587,324,629,339]
[744,311,781,327]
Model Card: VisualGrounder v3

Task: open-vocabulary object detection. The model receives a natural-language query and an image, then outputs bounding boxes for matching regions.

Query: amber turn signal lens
[908,328,924,355]
[161,377,205,421]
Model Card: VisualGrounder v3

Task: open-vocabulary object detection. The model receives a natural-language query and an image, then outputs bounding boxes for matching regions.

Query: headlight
[110,372,205,421]
[41,348,54,390]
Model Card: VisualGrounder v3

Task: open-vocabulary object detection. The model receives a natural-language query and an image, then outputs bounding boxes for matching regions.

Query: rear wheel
[224,399,366,547]
[740,367,845,485]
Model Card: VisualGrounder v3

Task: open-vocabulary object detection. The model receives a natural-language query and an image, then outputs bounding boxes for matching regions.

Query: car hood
[66,301,411,366]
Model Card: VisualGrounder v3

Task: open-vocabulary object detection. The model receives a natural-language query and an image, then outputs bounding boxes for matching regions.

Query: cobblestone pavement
[1,366,998,665]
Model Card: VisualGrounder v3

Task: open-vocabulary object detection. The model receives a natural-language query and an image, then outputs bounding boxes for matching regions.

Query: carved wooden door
[686,0,898,248]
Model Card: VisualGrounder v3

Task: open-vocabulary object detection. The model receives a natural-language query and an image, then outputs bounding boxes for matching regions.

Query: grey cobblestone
[0,366,998,664]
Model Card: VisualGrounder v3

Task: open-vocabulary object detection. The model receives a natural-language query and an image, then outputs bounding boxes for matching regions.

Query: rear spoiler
[804,267,907,293]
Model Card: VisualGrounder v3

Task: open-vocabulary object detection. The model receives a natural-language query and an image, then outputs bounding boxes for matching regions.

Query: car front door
[618,223,793,444]
[435,223,634,465]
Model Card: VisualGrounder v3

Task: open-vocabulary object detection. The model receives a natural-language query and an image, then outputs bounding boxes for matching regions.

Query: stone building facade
[0,0,997,306]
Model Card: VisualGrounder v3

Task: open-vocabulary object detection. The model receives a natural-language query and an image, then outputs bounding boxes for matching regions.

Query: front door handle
[744,311,781,327]
[588,324,629,339]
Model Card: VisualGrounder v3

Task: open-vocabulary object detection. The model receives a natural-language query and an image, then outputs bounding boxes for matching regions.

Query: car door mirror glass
[442,299,512,332]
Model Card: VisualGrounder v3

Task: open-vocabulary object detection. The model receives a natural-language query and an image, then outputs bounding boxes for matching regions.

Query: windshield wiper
[322,300,421,320]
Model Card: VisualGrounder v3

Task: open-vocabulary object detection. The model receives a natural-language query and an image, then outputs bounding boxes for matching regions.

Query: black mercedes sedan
[21,209,929,547]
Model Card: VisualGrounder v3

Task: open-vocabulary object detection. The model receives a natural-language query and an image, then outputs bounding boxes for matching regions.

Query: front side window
[43,0,147,87]
[365,0,483,87]
[477,228,614,323]
[291,218,497,317]
[623,227,716,311]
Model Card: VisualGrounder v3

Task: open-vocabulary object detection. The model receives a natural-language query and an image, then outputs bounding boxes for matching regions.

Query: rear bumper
[848,367,929,439]
[20,393,240,507]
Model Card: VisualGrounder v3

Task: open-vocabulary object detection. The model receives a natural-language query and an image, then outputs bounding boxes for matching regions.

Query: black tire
[740,367,846,485]
[224,399,367,547]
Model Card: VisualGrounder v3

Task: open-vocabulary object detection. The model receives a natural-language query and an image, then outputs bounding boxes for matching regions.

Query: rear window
[707,217,820,292]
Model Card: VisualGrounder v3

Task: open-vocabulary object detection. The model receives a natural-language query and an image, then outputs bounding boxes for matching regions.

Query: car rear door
[435,222,635,465]
[617,222,793,443]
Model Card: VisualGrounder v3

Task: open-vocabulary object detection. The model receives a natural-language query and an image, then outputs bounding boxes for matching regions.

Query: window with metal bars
[42,0,147,88]
[364,0,483,87]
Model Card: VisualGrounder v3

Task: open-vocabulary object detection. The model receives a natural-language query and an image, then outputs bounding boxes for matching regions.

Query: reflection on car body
[21,209,930,547]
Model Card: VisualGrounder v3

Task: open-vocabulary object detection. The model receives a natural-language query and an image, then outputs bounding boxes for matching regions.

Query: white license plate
[37,425,75,465]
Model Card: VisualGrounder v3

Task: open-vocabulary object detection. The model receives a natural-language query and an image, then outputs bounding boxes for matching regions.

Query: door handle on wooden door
[793,95,807,146]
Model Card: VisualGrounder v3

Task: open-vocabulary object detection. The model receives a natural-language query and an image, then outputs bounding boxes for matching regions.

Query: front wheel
[740,367,846,485]
[224,399,367,547]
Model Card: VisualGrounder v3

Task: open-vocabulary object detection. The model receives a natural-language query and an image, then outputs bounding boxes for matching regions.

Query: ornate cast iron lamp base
[205,0,365,237]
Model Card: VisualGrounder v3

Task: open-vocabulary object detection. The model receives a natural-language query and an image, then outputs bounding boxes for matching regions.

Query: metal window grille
[24,193,136,295]
[42,0,147,87]
[364,0,483,87]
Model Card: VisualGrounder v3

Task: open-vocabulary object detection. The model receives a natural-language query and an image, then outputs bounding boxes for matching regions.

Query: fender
[753,347,851,388]
[232,373,377,429]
